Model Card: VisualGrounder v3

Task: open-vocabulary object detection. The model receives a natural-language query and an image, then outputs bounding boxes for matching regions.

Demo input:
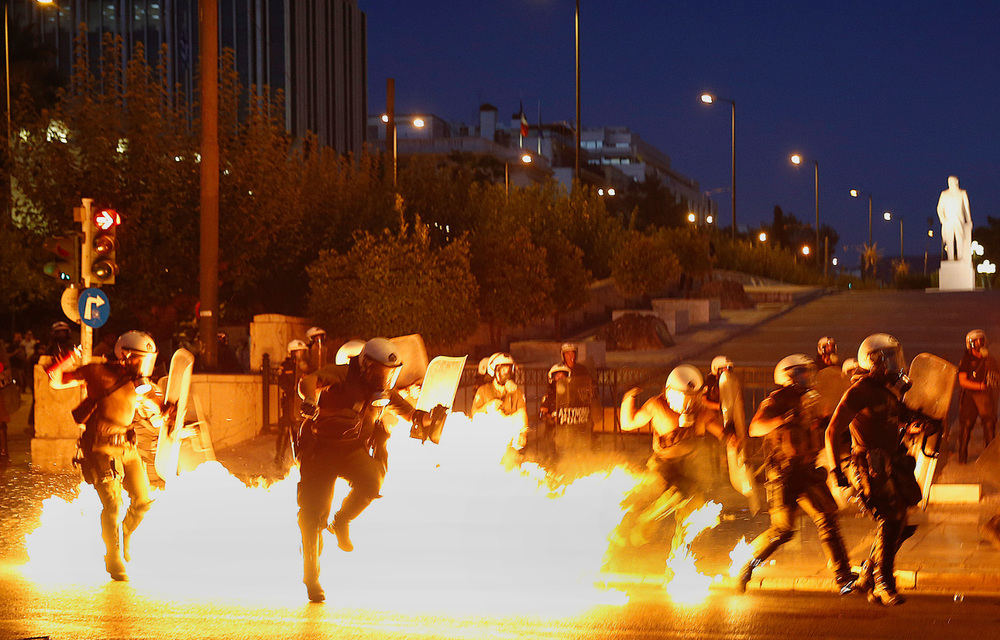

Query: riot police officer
[295,337,443,603]
[614,364,731,557]
[827,333,922,606]
[736,354,855,594]
[956,329,999,463]
[47,330,167,581]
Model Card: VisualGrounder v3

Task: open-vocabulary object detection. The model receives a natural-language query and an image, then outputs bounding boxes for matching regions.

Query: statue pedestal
[938,260,975,291]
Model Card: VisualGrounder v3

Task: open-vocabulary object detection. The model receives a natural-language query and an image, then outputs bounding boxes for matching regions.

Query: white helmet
[711,355,734,376]
[287,339,308,356]
[115,330,157,377]
[335,339,365,366]
[359,337,402,390]
[548,363,571,383]
[560,342,578,354]
[306,326,326,340]
[486,352,516,385]
[774,353,814,387]
[817,336,837,357]
[967,329,987,351]
[477,356,490,376]
[665,364,704,422]
[842,357,859,376]
[857,333,906,380]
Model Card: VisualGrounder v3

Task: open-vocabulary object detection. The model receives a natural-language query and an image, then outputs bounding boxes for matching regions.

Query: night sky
[362,1,999,265]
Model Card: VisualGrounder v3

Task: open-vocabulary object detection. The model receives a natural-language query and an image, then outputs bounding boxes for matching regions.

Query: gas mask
[666,387,701,429]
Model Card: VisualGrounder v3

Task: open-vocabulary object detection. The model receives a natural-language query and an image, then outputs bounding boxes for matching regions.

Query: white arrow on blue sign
[78,288,111,328]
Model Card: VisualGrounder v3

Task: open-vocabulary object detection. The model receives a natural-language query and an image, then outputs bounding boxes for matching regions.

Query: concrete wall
[651,298,720,326]
[31,364,266,473]
[250,314,312,372]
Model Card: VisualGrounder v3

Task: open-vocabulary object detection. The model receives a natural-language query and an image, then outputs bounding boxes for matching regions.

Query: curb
[598,569,1000,596]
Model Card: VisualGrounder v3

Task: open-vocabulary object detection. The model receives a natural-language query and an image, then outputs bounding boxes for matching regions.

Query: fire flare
[24,412,636,614]
[662,500,722,603]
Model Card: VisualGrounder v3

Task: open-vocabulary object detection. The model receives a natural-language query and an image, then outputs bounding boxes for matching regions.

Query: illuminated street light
[801,246,811,256]
[706,215,714,224]
[412,117,425,128]
[758,231,767,242]
[700,92,736,239]
[789,153,821,274]
[687,212,697,224]
[832,257,839,266]
[505,153,532,197]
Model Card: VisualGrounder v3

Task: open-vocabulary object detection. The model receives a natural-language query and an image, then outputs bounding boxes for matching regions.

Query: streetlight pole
[574,0,580,185]
[790,154,821,274]
[199,0,220,369]
[700,93,736,239]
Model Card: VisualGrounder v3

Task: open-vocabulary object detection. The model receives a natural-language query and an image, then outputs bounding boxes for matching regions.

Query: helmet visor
[364,361,401,391]
[124,351,156,378]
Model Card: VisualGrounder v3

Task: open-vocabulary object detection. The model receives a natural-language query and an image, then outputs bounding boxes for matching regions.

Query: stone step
[927,483,981,504]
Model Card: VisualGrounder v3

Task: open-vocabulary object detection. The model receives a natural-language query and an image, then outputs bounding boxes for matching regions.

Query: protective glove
[428,404,448,444]
[299,400,319,420]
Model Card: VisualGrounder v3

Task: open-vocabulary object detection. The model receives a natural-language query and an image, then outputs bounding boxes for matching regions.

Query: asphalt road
[2,573,998,640]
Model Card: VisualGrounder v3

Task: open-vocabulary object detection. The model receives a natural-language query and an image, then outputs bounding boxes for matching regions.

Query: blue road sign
[78,288,111,328]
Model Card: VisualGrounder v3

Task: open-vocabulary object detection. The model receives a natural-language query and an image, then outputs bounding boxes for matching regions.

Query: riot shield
[153,348,195,481]
[390,334,429,390]
[903,352,958,506]
[719,370,763,513]
[414,355,467,444]
[812,366,851,420]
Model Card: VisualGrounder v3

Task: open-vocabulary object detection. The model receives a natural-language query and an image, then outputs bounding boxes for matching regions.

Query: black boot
[301,526,325,603]
[736,558,763,593]
[101,519,128,582]
[853,560,873,594]
[327,513,354,552]
[818,522,856,594]
[737,529,793,593]
[868,519,905,606]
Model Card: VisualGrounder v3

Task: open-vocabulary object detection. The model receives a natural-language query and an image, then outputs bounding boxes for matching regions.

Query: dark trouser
[751,462,852,581]
[296,444,384,583]
[87,443,153,563]
[616,453,708,554]
[958,391,998,463]
[848,451,912,592]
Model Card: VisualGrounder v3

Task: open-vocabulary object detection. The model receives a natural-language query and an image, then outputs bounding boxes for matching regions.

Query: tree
[306,219,479,346]
[610,230,681,299]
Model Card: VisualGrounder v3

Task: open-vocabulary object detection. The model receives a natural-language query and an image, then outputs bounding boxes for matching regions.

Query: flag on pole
[518,101,529,137]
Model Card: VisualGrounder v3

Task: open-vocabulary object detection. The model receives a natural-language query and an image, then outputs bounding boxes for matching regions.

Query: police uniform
[957,349,999,463]
[742,386,853,590]
[828,374,921,605]
[297,361,415,600]
[64,361,158,580]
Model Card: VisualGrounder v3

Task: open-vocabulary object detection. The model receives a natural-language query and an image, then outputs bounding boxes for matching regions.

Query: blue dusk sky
[361,1,999,263]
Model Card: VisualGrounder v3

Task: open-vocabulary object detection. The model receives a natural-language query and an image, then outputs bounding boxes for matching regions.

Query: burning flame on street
[728,536,755,578]
[24,412,642,614]
[662,500,721,603]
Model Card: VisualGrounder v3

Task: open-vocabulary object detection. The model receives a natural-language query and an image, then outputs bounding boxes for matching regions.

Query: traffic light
[43,236,80,284]
[87,208,120,285]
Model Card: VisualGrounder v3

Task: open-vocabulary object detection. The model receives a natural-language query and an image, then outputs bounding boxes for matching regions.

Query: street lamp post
[849,189,874,249]
[574,0,580,185]
[700,93,736,239]
[884,211,903,261]
[790,153,821,274]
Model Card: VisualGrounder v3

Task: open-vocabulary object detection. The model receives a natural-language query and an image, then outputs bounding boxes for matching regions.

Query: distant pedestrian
[816,336,839,370]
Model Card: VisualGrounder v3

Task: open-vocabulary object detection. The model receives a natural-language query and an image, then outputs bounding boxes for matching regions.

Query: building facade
[11,0,366,154]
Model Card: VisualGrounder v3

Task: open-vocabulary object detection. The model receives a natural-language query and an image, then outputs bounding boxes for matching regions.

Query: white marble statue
[936,175,973,261]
